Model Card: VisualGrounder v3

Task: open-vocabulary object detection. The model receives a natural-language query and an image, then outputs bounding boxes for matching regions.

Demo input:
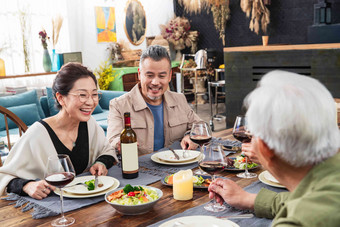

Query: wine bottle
[120,112,139,179]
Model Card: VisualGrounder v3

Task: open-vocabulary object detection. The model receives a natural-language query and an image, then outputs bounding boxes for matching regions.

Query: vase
[0,58,5,76]
[43,49,52,72]
[175,50,182,61]
[51,49,60,72]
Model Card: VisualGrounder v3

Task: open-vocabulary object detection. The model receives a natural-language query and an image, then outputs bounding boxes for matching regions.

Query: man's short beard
[147,94,162,100]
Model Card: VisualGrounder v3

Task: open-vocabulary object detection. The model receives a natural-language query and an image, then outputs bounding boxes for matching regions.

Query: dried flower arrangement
[177,0,230,46]
[19,8,31,73]
[240,0,270,34]
[52,15,63,49]
[160,17,199,53]
[210,0,230,46]
[39,30,49,50]
[107,42,123,62]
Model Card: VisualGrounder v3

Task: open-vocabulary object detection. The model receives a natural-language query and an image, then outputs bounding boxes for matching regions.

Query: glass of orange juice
[173,169,193,200]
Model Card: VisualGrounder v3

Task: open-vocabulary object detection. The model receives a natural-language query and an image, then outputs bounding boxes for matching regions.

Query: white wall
[66,0,174,71]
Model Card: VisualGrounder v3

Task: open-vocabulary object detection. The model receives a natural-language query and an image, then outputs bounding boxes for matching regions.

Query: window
[0,0,70,75]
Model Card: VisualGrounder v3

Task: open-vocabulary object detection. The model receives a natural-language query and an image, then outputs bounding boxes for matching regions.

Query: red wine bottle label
[121,142,138,172]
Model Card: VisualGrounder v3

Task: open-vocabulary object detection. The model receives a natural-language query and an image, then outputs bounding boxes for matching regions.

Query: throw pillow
[93,104,103,114]
[0,90,45,119]
[0,103,41,130]
[46,87,59,116]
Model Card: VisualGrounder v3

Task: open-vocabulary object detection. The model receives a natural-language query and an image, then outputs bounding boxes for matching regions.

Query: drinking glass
[198,143,226,212]
[45,154,76,226]
[190,121,212,175]
[232,115,257,178]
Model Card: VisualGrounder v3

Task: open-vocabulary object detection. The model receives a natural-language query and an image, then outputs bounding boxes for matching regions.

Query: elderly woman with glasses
[0,63,118,199]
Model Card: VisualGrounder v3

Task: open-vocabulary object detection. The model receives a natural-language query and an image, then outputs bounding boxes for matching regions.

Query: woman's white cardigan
[0,117,117,195]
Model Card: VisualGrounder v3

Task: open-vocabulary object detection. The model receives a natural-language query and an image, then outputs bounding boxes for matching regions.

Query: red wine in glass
[45,172,75,188]
[232,115,257,179]
[45,154,76,226]
[198,144,226,212]
[232,132,252,143]
[190,135,212,146]
[199,161,225,175]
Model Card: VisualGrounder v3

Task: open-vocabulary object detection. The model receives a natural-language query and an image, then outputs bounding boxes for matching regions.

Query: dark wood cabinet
[224,43,340,128]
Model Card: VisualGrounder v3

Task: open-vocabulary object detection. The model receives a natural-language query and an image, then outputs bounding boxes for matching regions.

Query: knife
[217,213,254,219]
[169,148,180,160]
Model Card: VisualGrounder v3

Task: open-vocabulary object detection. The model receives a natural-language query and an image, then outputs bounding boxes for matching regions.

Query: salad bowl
[104,185,163,215]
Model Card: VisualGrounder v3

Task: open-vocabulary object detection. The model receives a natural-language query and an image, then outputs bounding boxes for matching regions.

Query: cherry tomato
[127,192,135,196]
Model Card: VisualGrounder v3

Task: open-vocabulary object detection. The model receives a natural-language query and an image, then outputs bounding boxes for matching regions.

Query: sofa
[0,88,126,137]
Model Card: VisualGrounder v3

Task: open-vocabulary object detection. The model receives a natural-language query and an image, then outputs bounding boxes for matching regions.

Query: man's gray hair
[139,45,171,69]
[244,70,340,167]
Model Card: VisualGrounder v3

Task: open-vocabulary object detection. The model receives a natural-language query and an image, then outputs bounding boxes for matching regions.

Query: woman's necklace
[68,135,77,148]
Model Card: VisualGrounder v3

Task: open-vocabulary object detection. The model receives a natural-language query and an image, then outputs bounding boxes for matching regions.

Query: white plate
[151,153,202,166]
[63,176,116,195]
[259,171,286,188]
[263,170,279,184]
[157,150,200,163]
[54,177,120,199]
[159,215,239,227]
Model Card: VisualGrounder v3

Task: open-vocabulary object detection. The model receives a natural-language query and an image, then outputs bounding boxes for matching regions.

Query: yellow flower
[95,61,117,90]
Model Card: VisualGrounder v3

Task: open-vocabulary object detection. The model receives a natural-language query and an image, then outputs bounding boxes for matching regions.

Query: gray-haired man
[107,45,201,155]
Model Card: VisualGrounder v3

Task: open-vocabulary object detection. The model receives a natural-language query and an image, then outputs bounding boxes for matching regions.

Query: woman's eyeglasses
[68,91,102,103]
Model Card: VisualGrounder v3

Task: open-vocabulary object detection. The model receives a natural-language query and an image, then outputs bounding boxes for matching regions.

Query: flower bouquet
[39,30,49,49]
[160,17,198,55]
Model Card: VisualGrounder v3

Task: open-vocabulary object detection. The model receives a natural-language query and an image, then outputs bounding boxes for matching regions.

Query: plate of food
[63,175,116,195]
[151,153,203,166]
[259,170,285,188]
[162,174,212,189]
[105,184,162,215]
[224,155,259,171]
[54,177,120,198]
[157,150,200,163]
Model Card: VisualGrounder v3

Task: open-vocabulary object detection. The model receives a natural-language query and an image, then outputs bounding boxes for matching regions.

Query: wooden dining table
[0,128,265,227]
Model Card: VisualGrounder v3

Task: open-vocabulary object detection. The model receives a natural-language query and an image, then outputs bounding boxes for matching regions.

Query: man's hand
[208,178,256,210]
[242,143,260,164]
[23,180,56,200]
[181,135,198,150]
[90,162,108,176]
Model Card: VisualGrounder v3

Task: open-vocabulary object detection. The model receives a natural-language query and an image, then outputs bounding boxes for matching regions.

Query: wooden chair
[0,106,28,167]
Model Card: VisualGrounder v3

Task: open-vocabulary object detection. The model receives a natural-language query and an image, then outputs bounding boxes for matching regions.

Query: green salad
[107,184,159,205]
[233,155,258,169]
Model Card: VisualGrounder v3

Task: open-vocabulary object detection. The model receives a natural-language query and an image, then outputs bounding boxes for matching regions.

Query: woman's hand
[181,135,198,150]
[90,162,108,176]
[242,143,260,164]
[208,178,256,210]
[23,180,56,200]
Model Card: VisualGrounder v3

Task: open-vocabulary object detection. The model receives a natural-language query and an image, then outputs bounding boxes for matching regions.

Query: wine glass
[190,121,212,175]
[198,143,226,212]
[45,154,76,226]
[232,115,257,178]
